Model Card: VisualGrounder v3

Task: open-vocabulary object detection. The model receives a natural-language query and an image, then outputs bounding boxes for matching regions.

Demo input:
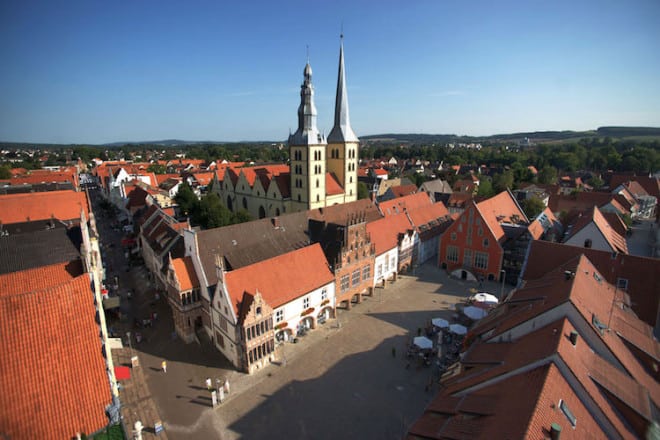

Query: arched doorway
[258,206,266,219]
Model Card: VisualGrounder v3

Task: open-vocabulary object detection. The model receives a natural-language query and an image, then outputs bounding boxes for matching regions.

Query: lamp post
[499,270,506,301]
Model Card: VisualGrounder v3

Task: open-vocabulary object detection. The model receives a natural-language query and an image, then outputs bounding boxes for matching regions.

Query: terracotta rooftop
[326,172,344,196]
[171,257,200,291]
[224,243,334,318]
[366,212,413,256]
[0,190,89,225]
[0,274,112,439]
[523,240,659,334]
[307,198,382,225]
[0,260,83,295]
[379,191,432,216]
[475,190,528,242]
[564,206,628,254]
[610,175,659,199]
[192,172,214,186]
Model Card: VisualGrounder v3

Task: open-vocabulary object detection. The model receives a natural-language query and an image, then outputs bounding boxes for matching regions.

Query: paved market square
[122,260,507,439]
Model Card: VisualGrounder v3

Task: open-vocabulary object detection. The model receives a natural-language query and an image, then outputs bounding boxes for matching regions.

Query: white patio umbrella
[473,292,499,305]
[463,306,488,320]
[413,336,433,350]
[449,323,468,335]
[431,318,450,328]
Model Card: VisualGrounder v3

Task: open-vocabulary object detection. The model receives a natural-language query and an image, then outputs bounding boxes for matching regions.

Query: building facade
[214,39,359,219]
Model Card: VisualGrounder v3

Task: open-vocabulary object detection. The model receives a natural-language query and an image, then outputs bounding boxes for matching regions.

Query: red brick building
[438,190,528,282]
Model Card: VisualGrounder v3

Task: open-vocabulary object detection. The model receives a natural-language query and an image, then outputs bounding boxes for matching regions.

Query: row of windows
[446,245,489,269]
[450,231,489,248]
[274,289,328,323]
[330,148,357,159]
[180,289,200,306]
[246,319,272,341]
[248,340,274,364]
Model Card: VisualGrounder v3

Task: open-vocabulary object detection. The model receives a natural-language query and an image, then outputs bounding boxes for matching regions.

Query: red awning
[114,365,131,380]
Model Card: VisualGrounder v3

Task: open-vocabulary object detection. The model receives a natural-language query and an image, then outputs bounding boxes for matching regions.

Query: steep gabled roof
[475,191,528,242]
[0,274,112,439]
[565,206,628,254]
[366,212,413,255]
[224,243,334,317]
[378,191,433,216]
[0,190,89,225]
[523,240,659,329]
[326,172,344,196]
[171,257,200,291]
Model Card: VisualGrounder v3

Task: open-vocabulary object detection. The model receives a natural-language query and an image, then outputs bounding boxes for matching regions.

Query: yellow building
[214,38,359,219]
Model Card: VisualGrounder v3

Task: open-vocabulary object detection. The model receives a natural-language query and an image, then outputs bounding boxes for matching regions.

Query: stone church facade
[213,38,359,218]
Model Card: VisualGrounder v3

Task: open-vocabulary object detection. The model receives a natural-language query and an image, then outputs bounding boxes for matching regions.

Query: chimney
[569,331,579,346]
[550,422,562,440]
[564,270,574,280]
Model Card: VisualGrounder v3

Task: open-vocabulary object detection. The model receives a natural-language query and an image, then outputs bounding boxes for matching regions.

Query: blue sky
[1,0,659,144]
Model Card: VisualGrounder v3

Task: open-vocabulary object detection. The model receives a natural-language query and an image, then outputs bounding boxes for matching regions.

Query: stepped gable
[224,243,334,318]
[0,274,112,439]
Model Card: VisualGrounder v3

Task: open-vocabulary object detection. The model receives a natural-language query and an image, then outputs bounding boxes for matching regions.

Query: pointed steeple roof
[328,35,358,143]
[288,57,326,146]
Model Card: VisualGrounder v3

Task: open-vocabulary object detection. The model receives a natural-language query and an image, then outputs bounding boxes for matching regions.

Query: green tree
[0,165,11,179]
[231,209,252,224]
[537,166,558,184]
[174,182,198,217]
[147,164,167,174]
[586,175,604,189]
[492,170,514,192]
[357,182,369,200]
[521,197,545,219]
[194,193,232,228]
[477,179,495,198]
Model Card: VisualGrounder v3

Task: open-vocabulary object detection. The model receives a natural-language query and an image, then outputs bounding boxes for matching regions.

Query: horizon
[1,0,659,144]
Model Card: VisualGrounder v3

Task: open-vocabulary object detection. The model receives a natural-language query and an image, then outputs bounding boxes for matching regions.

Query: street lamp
[499,270,506,301]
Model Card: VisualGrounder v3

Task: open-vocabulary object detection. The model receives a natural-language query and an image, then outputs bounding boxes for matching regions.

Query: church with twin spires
[214,38,359,218]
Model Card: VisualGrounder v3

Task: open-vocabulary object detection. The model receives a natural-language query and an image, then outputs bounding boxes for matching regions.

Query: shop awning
[114,365,131,380]
[103,296,121,310]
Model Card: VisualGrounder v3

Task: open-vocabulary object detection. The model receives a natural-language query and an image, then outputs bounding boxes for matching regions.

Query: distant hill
[361,126,660,145]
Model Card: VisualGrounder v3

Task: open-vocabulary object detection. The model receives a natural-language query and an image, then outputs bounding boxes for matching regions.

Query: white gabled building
[211,243,336,374]
[366,216,400,287]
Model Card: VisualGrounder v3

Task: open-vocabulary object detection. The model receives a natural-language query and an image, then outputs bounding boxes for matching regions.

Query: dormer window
[256,306,262,316]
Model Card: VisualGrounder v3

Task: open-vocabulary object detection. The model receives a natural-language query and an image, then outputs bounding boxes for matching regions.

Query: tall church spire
[289,58,325,146]
[328,35,358,143]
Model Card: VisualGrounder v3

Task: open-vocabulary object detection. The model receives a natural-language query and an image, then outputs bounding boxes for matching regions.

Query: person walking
[161,360,167,373]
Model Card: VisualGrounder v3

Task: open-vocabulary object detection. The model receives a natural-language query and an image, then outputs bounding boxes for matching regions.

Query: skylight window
[559,399,577,428]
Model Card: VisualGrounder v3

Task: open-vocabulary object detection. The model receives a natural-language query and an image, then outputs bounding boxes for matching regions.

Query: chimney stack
[569,331,579,346]
[550,422,562,440]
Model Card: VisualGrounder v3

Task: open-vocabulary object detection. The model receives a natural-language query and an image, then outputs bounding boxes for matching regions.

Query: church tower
[327,35,359,203]
[289,61,327,212]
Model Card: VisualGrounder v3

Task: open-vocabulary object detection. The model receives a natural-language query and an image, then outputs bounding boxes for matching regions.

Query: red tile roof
[379,191,432,216]
[475,190,528,241]
[0,261,82,295]
[171,257,200,291]
[0,171,78,186]
[154,173,181,186]
[523,240,660,330]
[366,213,413,255]
[0,190,89,224]
[0,274,111,439]
[326,172,344,196]
[224,244,334,317]
[565,206,628,254]
[193,172,214,186]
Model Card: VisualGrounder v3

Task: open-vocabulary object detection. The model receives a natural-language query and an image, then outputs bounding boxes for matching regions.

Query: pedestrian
[206,377,212,391]
[161,360,167,373]
[223,379,230,395]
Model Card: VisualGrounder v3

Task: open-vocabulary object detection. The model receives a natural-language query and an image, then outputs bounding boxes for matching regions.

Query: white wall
[273,281,336,335]
[374,248,398,285]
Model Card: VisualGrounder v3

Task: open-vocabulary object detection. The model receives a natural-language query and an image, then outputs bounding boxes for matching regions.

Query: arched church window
[316,179,319,188]
[317,194,320,202]
[350,176,353,183]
